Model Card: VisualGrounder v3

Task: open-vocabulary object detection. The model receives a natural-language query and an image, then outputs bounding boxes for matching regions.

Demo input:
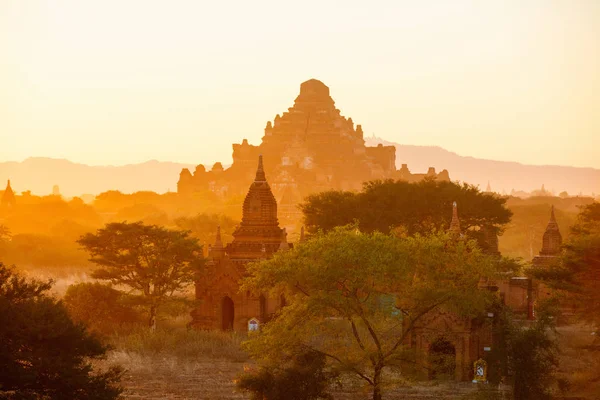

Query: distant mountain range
[1,141,598,197]
[366,137,599,196]
[0,158,194,197]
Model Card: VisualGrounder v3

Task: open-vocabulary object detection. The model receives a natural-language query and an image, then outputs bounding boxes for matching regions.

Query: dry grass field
[97,325,600,400]
[93,327,488,400]
[555,324,600,399]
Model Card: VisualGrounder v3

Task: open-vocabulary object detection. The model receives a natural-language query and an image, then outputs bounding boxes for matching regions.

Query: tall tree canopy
[241,227,497,400]
[300,179,512,242]
[0,263,122,399]
[78,222,203,328]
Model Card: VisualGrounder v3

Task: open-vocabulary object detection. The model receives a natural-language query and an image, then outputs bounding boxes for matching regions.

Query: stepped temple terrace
[177,79,450,230]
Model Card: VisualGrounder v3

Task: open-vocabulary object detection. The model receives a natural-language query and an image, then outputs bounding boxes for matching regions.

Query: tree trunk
[372,365,383,400]
[149,305,157,332]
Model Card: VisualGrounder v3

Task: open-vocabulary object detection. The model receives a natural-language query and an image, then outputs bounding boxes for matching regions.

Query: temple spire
[214,225,223,250]
[540,205,562,256]
[255,155,266,182]
[449,201,461,235]
[1,179,16,208]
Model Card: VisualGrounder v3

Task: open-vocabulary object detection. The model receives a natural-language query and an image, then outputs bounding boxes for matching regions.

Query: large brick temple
[190,156,290,330]
[407,204,563,381]
[189,164,565,381]
[177,79,449,231]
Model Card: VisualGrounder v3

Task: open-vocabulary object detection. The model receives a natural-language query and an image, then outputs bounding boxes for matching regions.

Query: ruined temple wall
[365,144,396,173]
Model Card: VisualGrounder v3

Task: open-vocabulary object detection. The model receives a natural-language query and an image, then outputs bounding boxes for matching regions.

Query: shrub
[236,351,337,400]
[64,282,143,334]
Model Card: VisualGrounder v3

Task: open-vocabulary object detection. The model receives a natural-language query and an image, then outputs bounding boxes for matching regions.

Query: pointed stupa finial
[279,228,289,251]
[214,225,223,249]
[449,201,461,235]
[300,226,305,242]
[2,179,16,208]
[255,155,266,182]
[550,205,556,223]
[486,181,492,193]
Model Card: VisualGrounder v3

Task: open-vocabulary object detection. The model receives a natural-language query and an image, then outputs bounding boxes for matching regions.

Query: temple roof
[228,156,284,258]
[295,79,334,105]
[449,201,461,236]
[239,155,278,227]
[255,154,266,182]
[540,205,562,256]
[1,180,15,207]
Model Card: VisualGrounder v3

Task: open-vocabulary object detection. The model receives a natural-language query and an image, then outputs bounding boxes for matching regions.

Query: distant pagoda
[1,180,16,208]
[532,206,562,267]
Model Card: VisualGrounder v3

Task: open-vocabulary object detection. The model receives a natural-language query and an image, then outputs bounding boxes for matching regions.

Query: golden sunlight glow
[0,0,598,167]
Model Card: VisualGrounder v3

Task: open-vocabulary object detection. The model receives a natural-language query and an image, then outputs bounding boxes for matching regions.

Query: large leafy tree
[300,179,511,243]
[533,202,600,326]
[78,222,203,329]
[0,263,122,399]
[64,283,143,335]
[489,304,559,400]
[241,227,496,400]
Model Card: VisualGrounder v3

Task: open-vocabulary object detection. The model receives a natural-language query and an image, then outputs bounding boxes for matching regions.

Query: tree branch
[301,345,374,386]
[383,296,450,359]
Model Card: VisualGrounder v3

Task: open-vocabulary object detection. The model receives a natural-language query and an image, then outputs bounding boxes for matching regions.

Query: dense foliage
[0,263,122,399]
[237,351,337,400]
[489,304,559,400]
[241,227,497,400]
[300,179,512,247]
[78,222,203,328]
[0,189,241,270]
[64,282,143,335]
[532,202,600,326]
[510,315,558,400]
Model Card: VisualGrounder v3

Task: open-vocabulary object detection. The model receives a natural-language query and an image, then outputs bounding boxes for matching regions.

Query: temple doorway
[428,337,456,380]
[221,296,234,331]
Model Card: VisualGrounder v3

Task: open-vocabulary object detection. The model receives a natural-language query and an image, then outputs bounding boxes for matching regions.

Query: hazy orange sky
[1,1,598,168]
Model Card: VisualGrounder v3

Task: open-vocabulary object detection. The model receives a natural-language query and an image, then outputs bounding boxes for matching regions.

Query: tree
[0,225,10,241]
[0,225,10,256]
[532,202,600,326]
[237,350,337,400]
[300,179,512,249]
[0,263,122,399]
[241,227,496,400]
[78,222,203,329]
[510,310,558,400]
[64,283,143,335]
[489,303,558,400]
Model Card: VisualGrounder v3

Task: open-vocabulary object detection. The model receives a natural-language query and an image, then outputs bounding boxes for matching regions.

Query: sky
[0,0,598,168]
